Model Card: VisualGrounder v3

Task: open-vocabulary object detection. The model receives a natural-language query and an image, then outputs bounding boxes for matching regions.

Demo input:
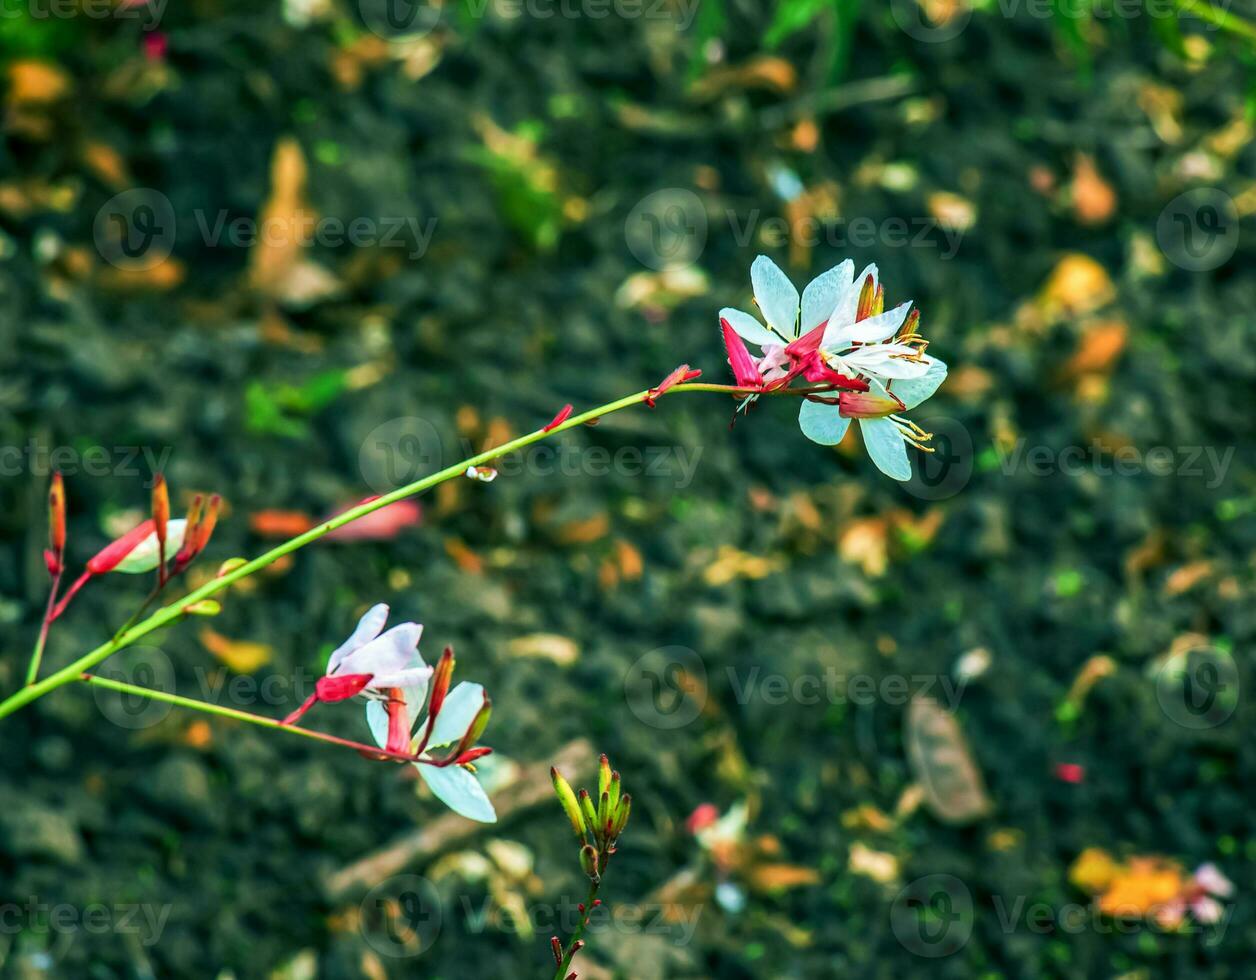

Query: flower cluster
[720,255,947,480]
[285,604,497,823]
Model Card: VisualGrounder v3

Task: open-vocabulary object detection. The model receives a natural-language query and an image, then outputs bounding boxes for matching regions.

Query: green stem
[77,673,427,764]
[1,381,794,722]
[553,878,601,980]
[24,572,61,686]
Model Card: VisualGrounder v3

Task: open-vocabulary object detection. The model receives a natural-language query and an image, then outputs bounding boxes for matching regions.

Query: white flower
[719,254,849,352]
[325,603,433,696]
[330,604,496,824]
[798,360,948,481]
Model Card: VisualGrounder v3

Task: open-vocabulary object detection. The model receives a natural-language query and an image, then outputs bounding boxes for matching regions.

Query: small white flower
[326,603,433,696]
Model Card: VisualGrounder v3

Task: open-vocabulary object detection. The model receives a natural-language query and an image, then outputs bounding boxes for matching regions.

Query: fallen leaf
[1038,253,1115,320]
[839,517,889,577]
[250,510,316,537]
[905,695,993,825]
[927,191,977,232]
[847,843,899,885]
[1163,560,1212,597]
[745,862,821,893]
[443,537,483,574]
[1070,153,1117,225]
[1061,318,1128,379]
[703,545,784,586]
[199,628,273,674]
[507,633,579,666]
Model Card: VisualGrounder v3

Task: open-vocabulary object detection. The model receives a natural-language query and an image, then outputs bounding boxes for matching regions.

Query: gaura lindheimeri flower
[286,604,497,823]
[720,255,948,481]
[1156,862,1236,928]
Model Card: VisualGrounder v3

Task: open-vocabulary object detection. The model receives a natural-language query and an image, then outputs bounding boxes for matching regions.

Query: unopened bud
[855,274,876,322]
[579,844,599,881]
[552,768,586,840]
[183,599,221,616]
[47,472,66,570]
[217,557,248,577]
[428,647,455,718]
[612,794,632,837]
[578,788,598,831]
[551,937,562,965]
[598,754,612,798]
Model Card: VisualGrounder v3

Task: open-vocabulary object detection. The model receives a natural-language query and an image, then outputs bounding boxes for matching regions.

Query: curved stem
[24,571,62,686]
[0,380,813,721]
[78,673,427,764]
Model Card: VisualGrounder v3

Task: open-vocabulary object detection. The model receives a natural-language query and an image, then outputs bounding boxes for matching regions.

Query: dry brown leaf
[199,628,273,674]
[689,56,798,100]
[839,516,889,577]
[80,142,131,190]
[745,862,821,893]
[444,537,484,574]
[555,513,610,545]
[6,60,71,105]
[96,257,186,293]
[507,633,579,666]
[1038,253,1115,320]
[703,545,784,586]
[1071,153,1117,225]
[847,843,899,885]
[1163,560,1212,597]
[927,191,977,232]
[1062,318,1128,378]
[905,695,993,825]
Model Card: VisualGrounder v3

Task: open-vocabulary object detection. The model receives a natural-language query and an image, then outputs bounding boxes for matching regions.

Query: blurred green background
[2,0,1255,976]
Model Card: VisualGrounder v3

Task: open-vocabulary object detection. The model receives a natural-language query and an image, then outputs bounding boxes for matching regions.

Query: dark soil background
[1,1,1255,977]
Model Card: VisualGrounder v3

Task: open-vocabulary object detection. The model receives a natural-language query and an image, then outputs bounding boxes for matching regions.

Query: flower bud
[579,844,600,881]
[837,391,901,419]
[552,768,586,841]
[606,770,621,818]
[428,647,455,718]
[855,274,876,322]
[183,599,221,616]
[612,794,632,838]
[87,519,157,574]
[152,474,170,569]
[47,472,66,573]
[551,937,563,966]
[578,788,598,831]
[598,754,612,799]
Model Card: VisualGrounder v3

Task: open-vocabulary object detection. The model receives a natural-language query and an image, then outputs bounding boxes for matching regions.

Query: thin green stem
[553,878,601,980]
[24,572,61,686]
[77,673,425,764]
[0,380,811,721]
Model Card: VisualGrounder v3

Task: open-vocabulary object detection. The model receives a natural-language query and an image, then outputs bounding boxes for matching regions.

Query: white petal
[842,343,933,379]
[336,622,423,677]
[889,358,947,410]
[750,255,799,338]
[328,603,390,673]
[416,763,497,823]
[800,259,853,334]
[839,300,912,347]
[860,418,911,481]
[719,307,778,347]
[366,700,390,749]
[370,665,434,691]
[428,682,485,748]
[798,399,851,446]
[110,520,188,574]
